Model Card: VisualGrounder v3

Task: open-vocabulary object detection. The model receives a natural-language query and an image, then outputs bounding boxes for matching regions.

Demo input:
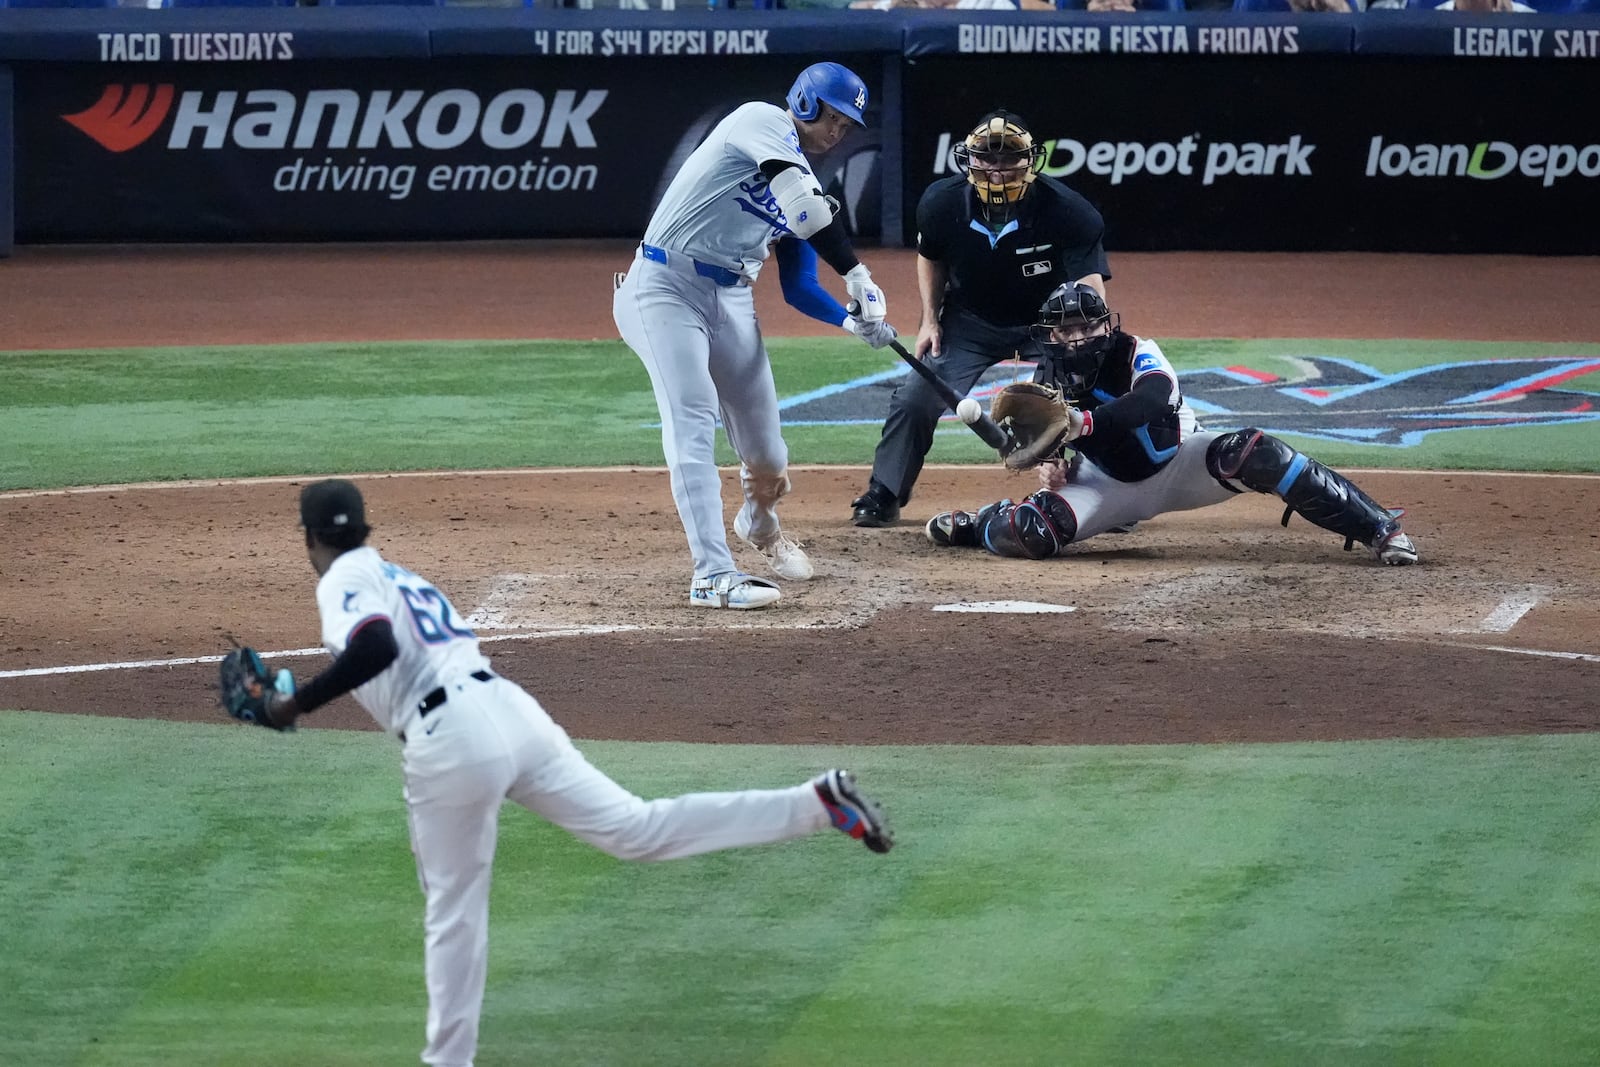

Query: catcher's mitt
[989,382,1086,470]
[219,646,297,732]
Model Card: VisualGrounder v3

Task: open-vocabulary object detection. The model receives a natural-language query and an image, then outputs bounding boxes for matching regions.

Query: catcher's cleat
[850,485,900,528]
[813,769,894,854]
[1371,522,1419,566]
[689,571,781,610]
[925,510,980,548]
[733,509,814,581]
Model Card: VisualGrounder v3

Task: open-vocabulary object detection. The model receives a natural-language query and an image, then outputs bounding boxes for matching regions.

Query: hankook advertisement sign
[15,57,883,242]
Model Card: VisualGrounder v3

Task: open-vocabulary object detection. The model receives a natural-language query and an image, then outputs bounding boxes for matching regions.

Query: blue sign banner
[901,11,1356,58]
[1353,8,1600,58]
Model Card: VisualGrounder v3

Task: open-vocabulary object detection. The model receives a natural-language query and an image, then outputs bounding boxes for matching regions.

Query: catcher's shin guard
[1206,430,1402,555]
[974,492,1078,559]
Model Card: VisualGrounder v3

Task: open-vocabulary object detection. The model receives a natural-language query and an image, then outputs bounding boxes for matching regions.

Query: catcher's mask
[1029,282,1119,400]
[953,110,1045,227]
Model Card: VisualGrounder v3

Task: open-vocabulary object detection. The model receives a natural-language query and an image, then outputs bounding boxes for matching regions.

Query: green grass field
[3,337,1599,490]
[6,714,1600,1067]
[5,338,1600,1065]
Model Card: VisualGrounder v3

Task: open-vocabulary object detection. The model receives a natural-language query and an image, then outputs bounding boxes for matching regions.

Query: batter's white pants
[613,249,790,580]
[401,673,828,1067]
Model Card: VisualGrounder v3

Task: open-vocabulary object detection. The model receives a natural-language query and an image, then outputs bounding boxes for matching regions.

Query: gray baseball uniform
[614,103,808,583]
[613,78,890,608]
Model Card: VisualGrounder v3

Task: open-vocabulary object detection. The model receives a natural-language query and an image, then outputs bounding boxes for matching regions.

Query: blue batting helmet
[786,62,868,126]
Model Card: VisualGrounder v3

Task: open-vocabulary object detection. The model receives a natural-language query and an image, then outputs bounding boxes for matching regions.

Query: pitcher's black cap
[299,479,367,535]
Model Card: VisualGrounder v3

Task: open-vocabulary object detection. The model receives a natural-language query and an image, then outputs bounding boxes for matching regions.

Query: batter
[925,284,1420,565]
[613,61,897,610]
[260,479,895,1067]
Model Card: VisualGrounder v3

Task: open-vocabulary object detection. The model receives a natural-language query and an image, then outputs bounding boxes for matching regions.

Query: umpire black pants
[864,306,1038,506]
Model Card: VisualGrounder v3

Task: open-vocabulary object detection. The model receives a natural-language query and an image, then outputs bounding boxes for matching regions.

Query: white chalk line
[2,465,1598,501]
[1439,643,1600,665]
[10,621,1598,681]
[0,626,642,680]
[463,573,555,631]
[1479,593,1543,633]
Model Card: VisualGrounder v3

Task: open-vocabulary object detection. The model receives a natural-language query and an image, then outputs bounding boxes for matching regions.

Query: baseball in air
[956,397,983,424]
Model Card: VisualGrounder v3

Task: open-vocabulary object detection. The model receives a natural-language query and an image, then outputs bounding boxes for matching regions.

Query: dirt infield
[4,244,1599,745]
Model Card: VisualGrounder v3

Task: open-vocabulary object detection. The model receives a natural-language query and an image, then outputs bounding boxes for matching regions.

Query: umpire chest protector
[915,175,1108,328]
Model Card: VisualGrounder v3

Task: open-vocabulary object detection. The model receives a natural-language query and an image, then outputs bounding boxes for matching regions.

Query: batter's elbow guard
[976,492,1079,559]
[770,166,833,239]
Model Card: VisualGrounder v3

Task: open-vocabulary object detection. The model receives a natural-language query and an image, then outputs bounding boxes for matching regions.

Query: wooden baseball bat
[847,301,1013,453]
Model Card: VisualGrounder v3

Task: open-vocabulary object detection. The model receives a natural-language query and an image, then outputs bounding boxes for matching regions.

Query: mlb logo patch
[1022,260,1052,277]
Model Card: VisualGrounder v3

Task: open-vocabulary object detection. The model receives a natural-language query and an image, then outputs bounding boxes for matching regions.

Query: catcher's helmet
[1031,282,1120,399]
[787,63,868,126]
[953,110,1046,226]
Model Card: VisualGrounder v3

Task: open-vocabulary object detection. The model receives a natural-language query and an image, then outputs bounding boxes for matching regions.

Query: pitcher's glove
[990,382,1087,470]
[219,646,297,732]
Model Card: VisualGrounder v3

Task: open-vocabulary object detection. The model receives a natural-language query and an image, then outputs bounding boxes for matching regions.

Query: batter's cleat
[732,509,814,581]
[689,572,782,610]
[925,510,980,548]
[813,769,894,854]
[850,485,900,528]
[1371,522,1419,566]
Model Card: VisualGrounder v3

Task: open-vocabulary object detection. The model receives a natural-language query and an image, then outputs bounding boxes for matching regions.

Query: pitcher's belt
[401,670,493,742]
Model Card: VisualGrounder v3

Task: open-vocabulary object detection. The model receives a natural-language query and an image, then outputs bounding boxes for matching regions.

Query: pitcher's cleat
[813,769,894,854]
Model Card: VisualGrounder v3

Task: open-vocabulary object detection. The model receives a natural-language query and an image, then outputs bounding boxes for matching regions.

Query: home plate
[933,601,1076,614]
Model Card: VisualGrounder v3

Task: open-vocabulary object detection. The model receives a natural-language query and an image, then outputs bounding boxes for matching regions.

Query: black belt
[403,670,492,741]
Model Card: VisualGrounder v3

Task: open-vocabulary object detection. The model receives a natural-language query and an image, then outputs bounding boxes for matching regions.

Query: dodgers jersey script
[643,101,819,281]
[315,546,489,738]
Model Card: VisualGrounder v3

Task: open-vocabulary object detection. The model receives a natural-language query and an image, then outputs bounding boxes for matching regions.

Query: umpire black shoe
[850,485,900,527]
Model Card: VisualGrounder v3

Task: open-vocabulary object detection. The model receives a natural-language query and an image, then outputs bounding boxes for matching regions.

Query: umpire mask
[954,110,1045,228]
[1030,282,1120,400]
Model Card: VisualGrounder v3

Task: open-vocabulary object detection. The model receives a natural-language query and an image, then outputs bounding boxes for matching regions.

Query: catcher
[925,282,1419,566]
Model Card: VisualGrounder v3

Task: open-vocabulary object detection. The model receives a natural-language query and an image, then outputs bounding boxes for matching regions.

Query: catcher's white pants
[613,248,790,581]
[402,673,828,1067]
[1057,430,1236,540]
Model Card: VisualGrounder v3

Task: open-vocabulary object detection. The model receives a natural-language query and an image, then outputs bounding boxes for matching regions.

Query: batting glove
[843,316,898,350]
[843,265,887,323]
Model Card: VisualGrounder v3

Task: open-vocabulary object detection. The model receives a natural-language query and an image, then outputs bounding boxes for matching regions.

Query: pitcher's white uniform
[317,546,839,1067]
